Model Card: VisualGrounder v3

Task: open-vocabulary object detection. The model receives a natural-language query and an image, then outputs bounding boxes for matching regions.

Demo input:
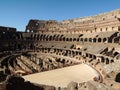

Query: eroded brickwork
[0,9,120,90]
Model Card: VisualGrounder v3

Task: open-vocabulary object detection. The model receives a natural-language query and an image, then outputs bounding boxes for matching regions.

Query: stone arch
[49,36,53,41]
[103,38,107,42]
[53,34,57,40]
[40,34,43,40]
[81,38,83,42]
[79,52,82,55]
[77,38,79,41]
[110,59,114,63]
[33,34,36,40]
[93,55,96,59]
[30,34,33,40]
[45,35,49,41]
[76,51,79,55]
[114,52,119,57]
[72,51,75,55]
[73,38,77,41]
[115,73,120,83]
[98,38,102,42]
[101,57,105,63]
[70,38,72,41]
[89,54,92,58]
[95,28,97,32]
[66,38,69,41]
[106,58,109,64]
[37,34,40,41]
[86,53,88,57]
[77,48,80,50]
[59,35,64,41]
[93,38,96,42]
[114,37,119,43]
[89,38,92,42]
[56,35,60,41]
[63,37,66,41]
[47,48,51,53]
[43,34,46,41]
[84,38,88,42]
[61,59,66,64]
[56,58,61,62]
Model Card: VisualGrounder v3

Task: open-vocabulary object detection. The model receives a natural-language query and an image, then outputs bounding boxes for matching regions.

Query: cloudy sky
[0,0,120,31]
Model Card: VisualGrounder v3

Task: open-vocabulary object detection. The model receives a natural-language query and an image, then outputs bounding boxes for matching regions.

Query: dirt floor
[23,63,99,87]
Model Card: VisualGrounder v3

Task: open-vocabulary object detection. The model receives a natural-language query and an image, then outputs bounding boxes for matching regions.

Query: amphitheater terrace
[0,9,120,90]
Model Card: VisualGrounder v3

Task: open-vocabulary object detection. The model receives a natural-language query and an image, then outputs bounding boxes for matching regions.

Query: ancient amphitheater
[0,9,120,90]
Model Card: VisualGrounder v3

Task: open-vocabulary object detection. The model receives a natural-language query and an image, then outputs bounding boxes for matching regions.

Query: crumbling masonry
[0,9,120,90]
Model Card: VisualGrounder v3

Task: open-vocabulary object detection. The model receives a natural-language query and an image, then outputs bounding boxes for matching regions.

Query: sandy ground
[23,64,99,87]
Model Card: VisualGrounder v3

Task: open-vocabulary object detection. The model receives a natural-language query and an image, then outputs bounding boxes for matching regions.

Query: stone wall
[26,9,120,33]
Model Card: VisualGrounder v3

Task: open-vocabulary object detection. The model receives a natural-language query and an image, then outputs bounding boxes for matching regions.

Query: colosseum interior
[0,9,120,90]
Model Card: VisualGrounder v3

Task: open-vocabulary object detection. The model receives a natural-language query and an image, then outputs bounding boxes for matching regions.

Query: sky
[0,0,120,31]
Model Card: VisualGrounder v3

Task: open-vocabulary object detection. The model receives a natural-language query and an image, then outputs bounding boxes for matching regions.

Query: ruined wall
[0,9,120,90]
[26,9,120,34]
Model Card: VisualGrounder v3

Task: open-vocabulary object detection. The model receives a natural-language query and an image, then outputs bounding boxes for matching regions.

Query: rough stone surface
[0,9,120,90]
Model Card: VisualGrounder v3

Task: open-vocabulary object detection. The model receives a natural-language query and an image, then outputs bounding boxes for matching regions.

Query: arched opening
[73,38,76,41]
[89,38,92,42]
[61,59,66,64]
[53,34,56,38]
[30,34,33,40]
[76,51,79,55]
[59,38,62,41]
[72,51,75,55]
[101,57,105,63]
[93,38,96,42]
[34,34,37,40]
[63,37,66,41]
[111,59,114,63]
[40,34,43,40]
[95,28,97,32]
[114,37,119,43]
[37,34,40,41]
[106,58,109,64]
[66,38,69,41]
[49,36,53,41]
[93,55,96,59]
[48,48,50,53]
[84,38,88,42]
[70,38,72,41]
[79,52,81,55]
[86,53,88,57]
[106,28,108,31]
[81,38,83,42]
[114,52,119,57]
[56,35,60,41]
[103,38,107,43]
[98,38,102,42]
[89,54,92,58]
[77,38,79,41]
[46,35,49,41]
[115,73,120,83]
[77,48,80,50]
[42,34,46,41]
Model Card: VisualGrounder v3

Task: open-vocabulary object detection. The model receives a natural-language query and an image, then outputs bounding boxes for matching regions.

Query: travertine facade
[0,9,120,90]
